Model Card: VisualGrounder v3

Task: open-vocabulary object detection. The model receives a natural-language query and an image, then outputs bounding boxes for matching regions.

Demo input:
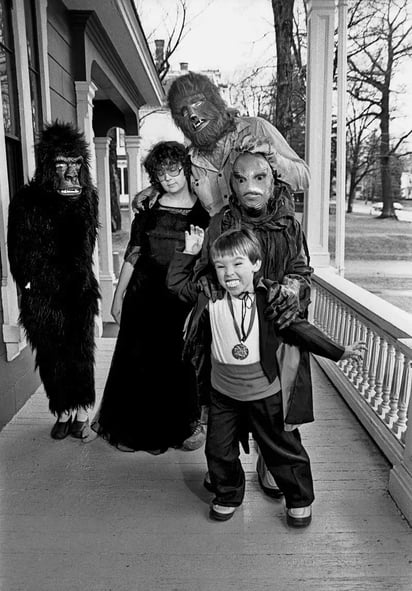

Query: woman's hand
[111,293,124,325]
[184,225,204,256]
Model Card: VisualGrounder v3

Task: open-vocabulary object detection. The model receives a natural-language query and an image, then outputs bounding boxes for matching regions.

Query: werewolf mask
[34,121,91,199]
[168,72,233,150]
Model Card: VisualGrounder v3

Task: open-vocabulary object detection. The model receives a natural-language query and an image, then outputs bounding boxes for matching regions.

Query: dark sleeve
[123,212,147,263]
[7,190,33,289]
[284,218,313,281]
[167,251,200,305]
[280,318,345,361]
[283,218,313,313]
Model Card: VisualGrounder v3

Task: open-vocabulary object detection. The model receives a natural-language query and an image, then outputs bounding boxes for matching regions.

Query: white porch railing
[310,268,412,524]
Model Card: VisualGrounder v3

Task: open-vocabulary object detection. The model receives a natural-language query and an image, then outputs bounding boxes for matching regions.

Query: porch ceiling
[62,0,164,107]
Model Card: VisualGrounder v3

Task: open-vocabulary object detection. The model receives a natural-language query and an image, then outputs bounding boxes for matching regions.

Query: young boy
[167,226,365,527]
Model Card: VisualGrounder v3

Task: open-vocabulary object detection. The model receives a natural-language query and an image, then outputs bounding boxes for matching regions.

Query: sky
[136,0,278,81]
[136,0,412,145]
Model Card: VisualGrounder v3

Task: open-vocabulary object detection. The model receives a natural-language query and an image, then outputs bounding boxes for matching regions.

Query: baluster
[315,289,324,330]
[360,327,373,397]
[385,350,404,429]
[323,293,331,336]
[344,312,357,379]
[329,299,338,341]
[333,302,342,343]
[371,339,388,410]
[392,358,412,439]
[378,344,396,418]
[313,286,321,327]
[320,290,328,332]
[354,323,368,390]
[341,312,353,375]
[348,318,361,382]
[337,308,347,370]
[365,334,380,402]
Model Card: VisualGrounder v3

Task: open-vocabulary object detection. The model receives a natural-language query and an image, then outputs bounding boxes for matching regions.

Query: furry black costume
[7,121,100,417]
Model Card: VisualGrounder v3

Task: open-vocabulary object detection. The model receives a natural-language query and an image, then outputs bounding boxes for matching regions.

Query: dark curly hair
[143,141,191,195]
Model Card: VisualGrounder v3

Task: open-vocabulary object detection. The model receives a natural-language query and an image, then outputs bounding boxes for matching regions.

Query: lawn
[328,211,412,260]
[114,207,412,262]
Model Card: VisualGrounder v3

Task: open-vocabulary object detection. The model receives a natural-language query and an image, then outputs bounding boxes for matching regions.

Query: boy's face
[231,153,274,211]
[213,253,262,297]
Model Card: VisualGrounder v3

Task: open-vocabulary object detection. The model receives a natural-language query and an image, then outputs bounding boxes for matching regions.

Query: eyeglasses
[156,164,183,180]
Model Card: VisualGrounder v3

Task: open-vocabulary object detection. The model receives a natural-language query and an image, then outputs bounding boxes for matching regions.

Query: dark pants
[205,388,315,509]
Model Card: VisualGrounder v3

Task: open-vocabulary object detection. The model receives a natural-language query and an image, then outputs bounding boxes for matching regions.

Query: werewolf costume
[7,122,100,438]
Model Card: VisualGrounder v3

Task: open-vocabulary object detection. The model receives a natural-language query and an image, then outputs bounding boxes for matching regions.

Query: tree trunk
[379,87,396,219]
[347,173,357,213]
[271,0,294,141]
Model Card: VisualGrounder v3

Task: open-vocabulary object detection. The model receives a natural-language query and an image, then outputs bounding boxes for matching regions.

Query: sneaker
[210,503,237,521]
[286,505,312,528]
[181,421,206,451]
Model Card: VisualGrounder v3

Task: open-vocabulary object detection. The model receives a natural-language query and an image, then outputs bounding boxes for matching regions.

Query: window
[0,0,23,198]
[24,0,42,139]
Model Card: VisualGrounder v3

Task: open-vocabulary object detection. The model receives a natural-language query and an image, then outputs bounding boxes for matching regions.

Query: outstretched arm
[111,260,135,324]
[167,225,204,305]
[280,318,366,363]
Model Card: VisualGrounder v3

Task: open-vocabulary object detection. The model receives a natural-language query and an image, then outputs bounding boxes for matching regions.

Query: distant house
[400,172,412,200]
[0,0,163,429]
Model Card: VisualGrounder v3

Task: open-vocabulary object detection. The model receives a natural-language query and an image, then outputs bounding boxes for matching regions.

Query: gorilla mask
[34,121,92,199]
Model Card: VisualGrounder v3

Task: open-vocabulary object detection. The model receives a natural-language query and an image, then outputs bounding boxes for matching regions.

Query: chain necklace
[226,292,257,360]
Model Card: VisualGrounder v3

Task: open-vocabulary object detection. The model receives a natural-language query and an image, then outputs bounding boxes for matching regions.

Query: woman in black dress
[92,142,209,453]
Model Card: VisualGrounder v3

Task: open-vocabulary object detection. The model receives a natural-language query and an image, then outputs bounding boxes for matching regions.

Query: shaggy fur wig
[7,121,100,415]
[143,141,191,195]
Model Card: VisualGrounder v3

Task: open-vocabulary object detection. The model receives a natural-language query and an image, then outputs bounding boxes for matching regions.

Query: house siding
[47,1,76,122]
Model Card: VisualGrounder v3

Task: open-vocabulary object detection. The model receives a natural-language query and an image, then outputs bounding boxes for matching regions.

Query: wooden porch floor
[1,338,411,591]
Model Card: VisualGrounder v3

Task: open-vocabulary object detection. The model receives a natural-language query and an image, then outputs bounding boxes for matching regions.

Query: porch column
[304,0,335,267]
[75,81,97,183]
[124,135,142,218]
[94,136,115,323]
[389,351,412,525]
[75,81,102,334]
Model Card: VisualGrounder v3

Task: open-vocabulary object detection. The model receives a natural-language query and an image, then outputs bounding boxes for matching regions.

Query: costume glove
[197,275,225,302]
[265,276,303,330]
[132,186,159,213]
[236,134,279,175]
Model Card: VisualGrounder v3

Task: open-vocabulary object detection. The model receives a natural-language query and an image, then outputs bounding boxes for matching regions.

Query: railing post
[389,384,412,525]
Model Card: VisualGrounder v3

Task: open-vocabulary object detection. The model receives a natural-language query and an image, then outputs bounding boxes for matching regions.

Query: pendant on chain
[232,343,249,360]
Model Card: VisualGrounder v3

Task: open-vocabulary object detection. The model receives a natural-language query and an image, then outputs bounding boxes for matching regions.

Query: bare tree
[268,0,307,156]
[153,0,187,81]
[346,101,380,212]
[270,0,294,140]
[347,0,412,218]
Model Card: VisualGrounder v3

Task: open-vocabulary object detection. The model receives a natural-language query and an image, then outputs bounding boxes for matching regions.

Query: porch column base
[389,462,412,526]
[309,251,331,269]
[99,274,115,322]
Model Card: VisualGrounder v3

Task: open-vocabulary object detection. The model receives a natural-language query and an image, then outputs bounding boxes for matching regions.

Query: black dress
[93,199,209,452]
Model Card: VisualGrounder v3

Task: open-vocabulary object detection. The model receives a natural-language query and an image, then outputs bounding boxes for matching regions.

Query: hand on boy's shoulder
[132,186,159,213]
[263,279,300,329]
[197,275,225,302]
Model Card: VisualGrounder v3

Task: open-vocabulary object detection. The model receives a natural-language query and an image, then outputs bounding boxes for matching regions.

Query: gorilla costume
[7,121,100,438]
